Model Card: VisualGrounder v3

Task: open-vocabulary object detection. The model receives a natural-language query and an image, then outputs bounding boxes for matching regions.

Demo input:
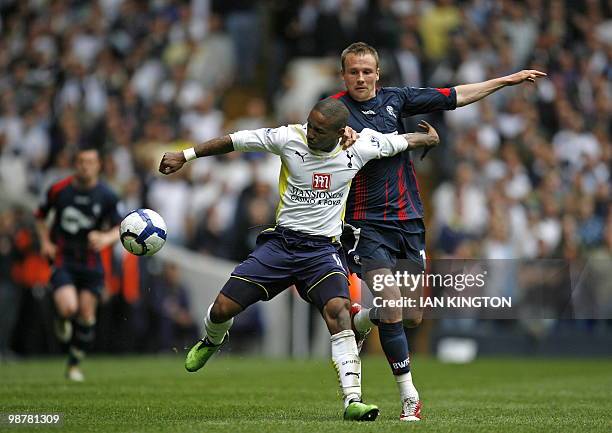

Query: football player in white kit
[159,98,438,421]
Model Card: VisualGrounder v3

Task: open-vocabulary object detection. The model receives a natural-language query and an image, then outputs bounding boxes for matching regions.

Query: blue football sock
[378,321,410,375]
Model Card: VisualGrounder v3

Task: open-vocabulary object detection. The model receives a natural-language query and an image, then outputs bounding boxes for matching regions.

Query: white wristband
[183,148,197,162]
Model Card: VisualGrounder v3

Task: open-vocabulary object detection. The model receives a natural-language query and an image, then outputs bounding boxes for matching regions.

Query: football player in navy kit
[335,42,546,421]
[35,147,121,381]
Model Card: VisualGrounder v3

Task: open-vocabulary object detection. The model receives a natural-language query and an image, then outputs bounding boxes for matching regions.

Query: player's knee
[378,306,403,323]
[59,302,78,319]
[77,297,97,322]
[402,312,423,328]
[323,297,351,330]
[78,307,96,324]
[324,297,350,318]
[78,302,94,319]
[210,296,238,323]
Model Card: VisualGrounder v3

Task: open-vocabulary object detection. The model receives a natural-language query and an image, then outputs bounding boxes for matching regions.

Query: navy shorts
[341,219,426,276]
[221,226,350,311]
[50,264,105,297]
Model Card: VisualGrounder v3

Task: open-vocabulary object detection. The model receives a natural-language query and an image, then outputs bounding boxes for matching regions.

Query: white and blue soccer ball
[120,209,167,256]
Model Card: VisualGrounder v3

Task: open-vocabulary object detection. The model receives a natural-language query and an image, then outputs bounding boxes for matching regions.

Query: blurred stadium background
[0,0,611,364]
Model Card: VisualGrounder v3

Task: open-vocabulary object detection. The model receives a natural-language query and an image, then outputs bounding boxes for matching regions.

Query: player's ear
[376,68,380,82]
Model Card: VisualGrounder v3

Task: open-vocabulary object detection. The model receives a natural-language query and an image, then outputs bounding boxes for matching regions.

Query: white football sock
[204,304,233,345]
[353,307,374,333]
[395,371,419,402]
[331,329,361,407]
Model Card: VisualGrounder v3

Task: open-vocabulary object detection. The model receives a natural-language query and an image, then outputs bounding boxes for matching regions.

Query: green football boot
[184,335,227,372]
[343,401,379,421]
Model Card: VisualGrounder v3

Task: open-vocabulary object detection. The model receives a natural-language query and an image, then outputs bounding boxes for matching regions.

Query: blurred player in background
[35,147,121,381]
[159,98,439,421]
[335,42,546,421]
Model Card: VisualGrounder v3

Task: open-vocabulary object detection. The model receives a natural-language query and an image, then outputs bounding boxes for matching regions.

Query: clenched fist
[159,151,186,175]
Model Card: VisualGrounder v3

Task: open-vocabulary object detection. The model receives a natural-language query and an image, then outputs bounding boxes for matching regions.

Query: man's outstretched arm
[455,69,547,107]
[159,135,234,175]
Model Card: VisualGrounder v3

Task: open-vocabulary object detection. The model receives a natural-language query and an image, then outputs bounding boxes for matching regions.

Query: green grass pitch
[1,355,611,432]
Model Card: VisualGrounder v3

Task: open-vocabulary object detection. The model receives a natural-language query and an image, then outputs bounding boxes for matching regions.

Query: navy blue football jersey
[36,176,122,269]
[332,86,456,222]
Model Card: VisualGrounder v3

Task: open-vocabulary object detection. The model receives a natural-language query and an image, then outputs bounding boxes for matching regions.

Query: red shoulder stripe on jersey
[35,176,73,219]
[330,90,347,99]
[49,176,73,202]
[435,88,451,97]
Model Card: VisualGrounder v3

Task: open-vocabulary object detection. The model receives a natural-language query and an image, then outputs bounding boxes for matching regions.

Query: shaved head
[312,98,349,131]
[306,98,349,151]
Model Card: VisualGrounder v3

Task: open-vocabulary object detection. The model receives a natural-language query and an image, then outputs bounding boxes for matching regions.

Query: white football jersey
[230,124,408,238]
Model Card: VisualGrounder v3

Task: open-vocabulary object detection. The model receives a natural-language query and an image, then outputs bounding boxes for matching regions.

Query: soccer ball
[120,209,167,256]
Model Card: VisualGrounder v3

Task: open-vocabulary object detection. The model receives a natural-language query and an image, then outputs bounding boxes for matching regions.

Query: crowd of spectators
[0,0,610,357]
